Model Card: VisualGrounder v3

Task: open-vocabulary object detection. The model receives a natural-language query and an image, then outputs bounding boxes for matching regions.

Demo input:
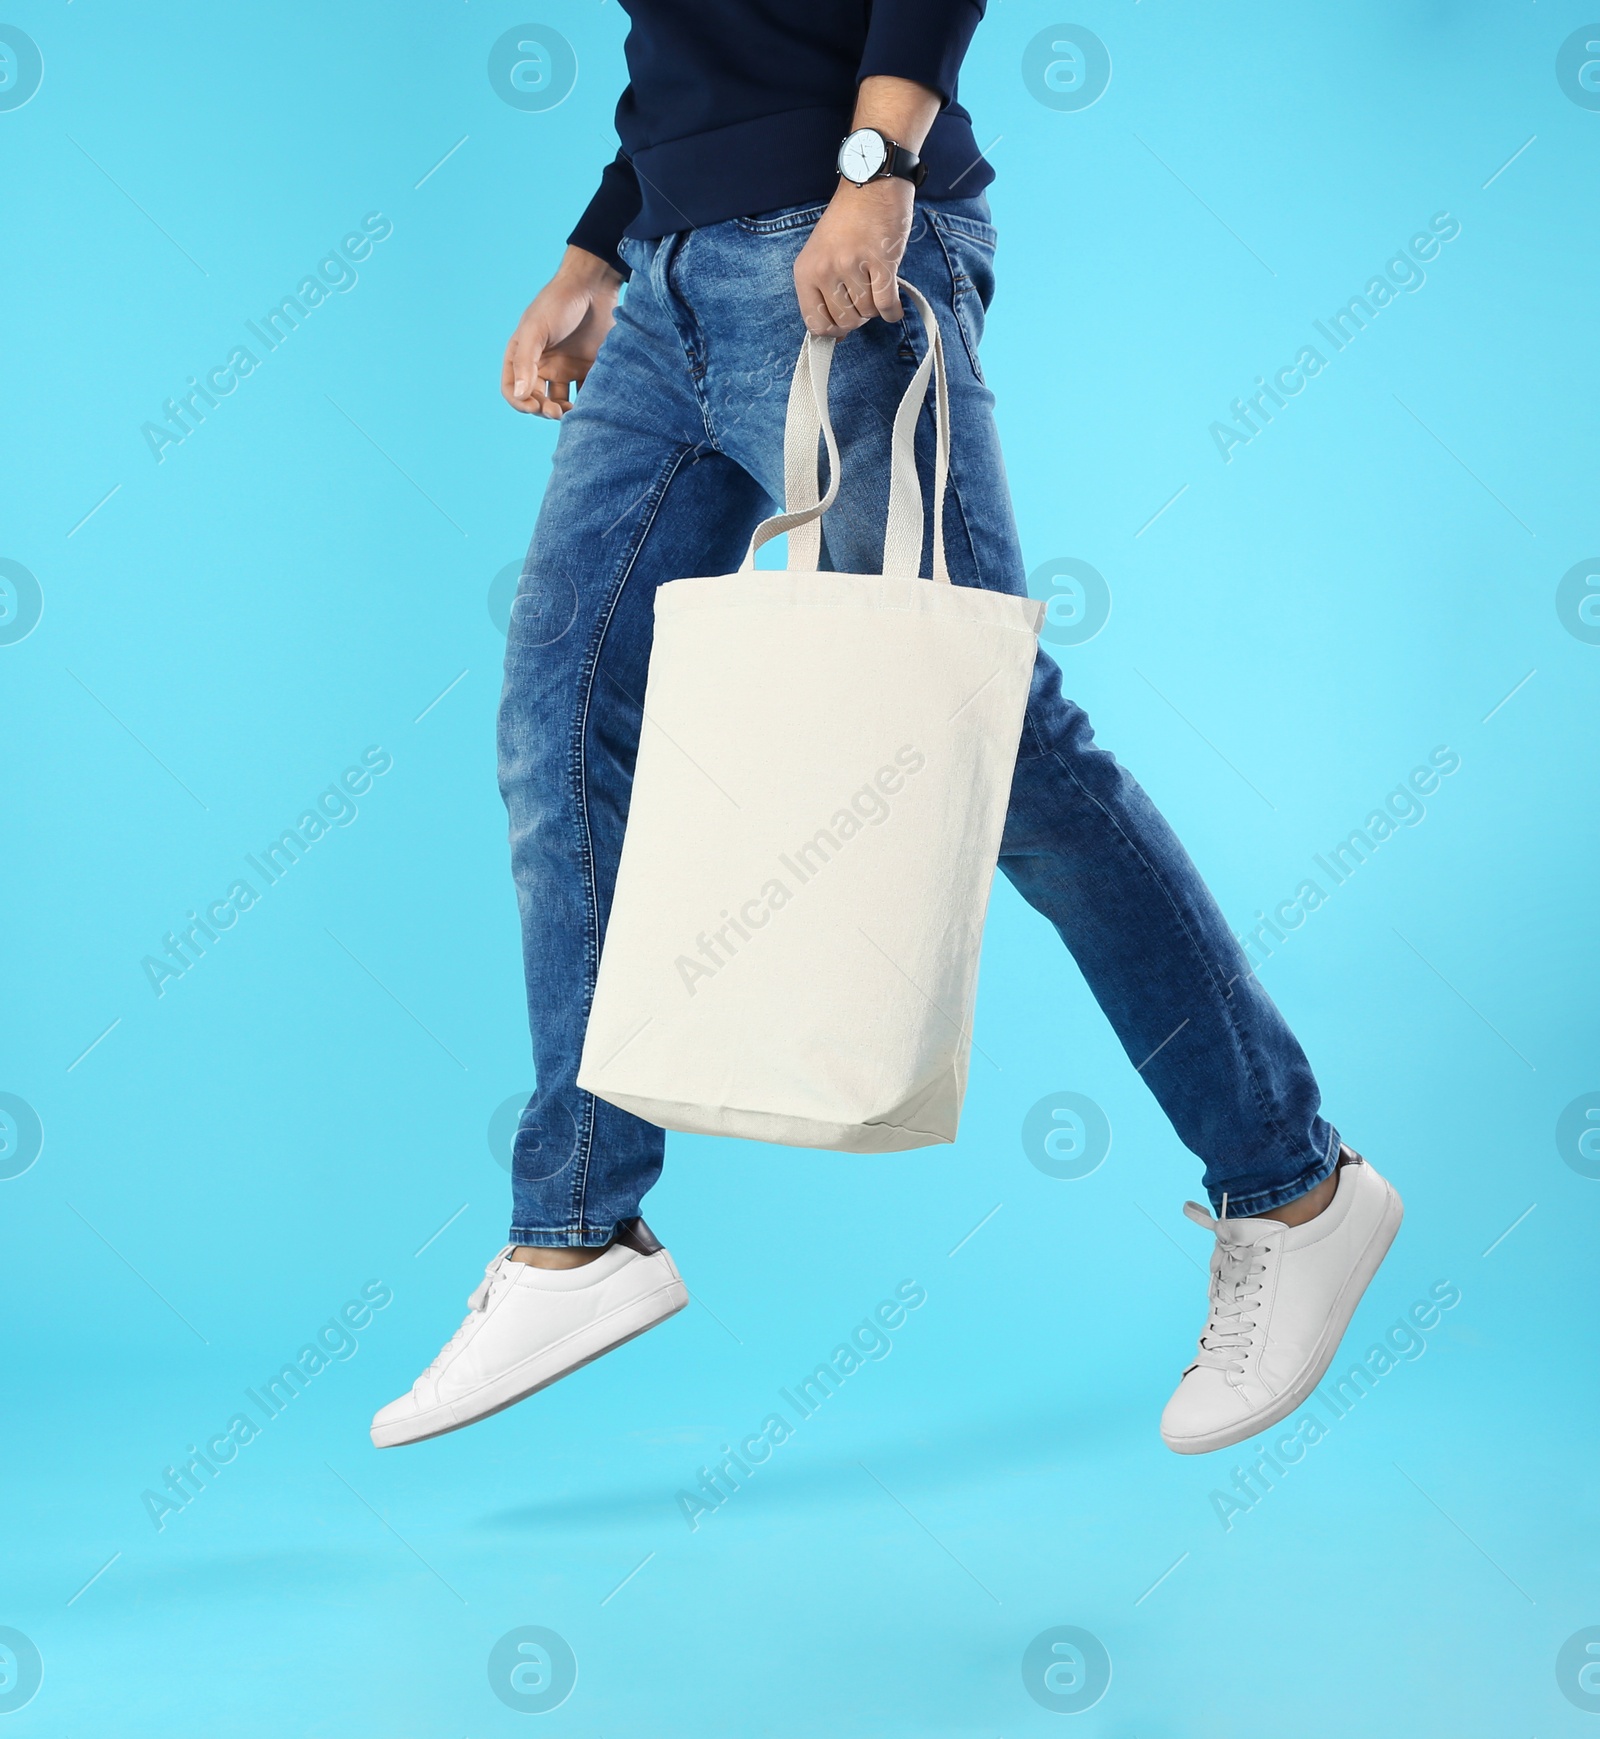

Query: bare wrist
[557,244,623,293]
[852,76,941,153]
[826,175,914,235]
[832,176,913,205]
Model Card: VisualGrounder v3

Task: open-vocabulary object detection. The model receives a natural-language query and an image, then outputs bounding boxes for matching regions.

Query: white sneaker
[371,1219,688,1448]
[1160,1147,1403,1455]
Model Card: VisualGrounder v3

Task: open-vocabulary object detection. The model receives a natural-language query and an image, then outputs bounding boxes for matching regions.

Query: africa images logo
[1211,213,1461,462]
[141,1282,392,1532]
[141,214,394,463]
[673,746,926,996]
[0,26,44,112]
[675,1281,927,1531]
[141,747,392,996]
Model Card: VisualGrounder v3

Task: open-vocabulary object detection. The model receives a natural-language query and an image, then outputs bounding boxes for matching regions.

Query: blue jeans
[497,196,1338,1245]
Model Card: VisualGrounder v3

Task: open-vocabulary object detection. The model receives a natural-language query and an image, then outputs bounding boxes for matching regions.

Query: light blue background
[4,3,1598,1733]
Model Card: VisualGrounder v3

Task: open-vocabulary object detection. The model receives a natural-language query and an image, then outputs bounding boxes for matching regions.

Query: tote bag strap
[783,337,831,573]
[739,277,952,582]
[740,335,841,572]
[881,279,951,584]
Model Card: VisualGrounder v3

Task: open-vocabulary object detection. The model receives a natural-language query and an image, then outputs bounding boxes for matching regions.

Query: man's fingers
[866,258,904,323]
[821,274,867,333]
[504,322,550,410]
[796,267,845,336]
[518,341,549,406]
[841,271,878,323]
[502,355,537,414]
[798,259,900,336]
[796,247,895,337]
[498,270,618,417]
[535,349,591,417]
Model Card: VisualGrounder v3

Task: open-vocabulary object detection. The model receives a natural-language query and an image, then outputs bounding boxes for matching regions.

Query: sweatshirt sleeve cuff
[857,0,985,107]
[566,150,642,279]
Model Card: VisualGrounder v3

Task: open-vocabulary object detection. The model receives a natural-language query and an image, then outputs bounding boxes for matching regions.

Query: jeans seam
[732,204,828,235]
[663,232,717,424]
[1218,1126,1340,1217]
[926,206,998,247]
[926,217,987,385]
[508,1224,620,1249]
[568,441,701,1235]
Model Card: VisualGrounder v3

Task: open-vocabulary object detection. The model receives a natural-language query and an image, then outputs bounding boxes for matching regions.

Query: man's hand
[502,245,623,417]
[792,74,941,337]
[793,179,914,337]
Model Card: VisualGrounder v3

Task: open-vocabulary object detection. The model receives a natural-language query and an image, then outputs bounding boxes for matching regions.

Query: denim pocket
[929,207,998,252]
[926,207,998,385]
[733,202,830,236]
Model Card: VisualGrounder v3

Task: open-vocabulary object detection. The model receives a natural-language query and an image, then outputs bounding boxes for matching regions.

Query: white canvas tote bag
[576,280,1043,1152]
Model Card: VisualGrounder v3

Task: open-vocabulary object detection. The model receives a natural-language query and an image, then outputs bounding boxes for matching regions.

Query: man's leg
[801,202,1397,1459]
[578,201,1397,1463]
[696,200,1336,1213]
[908,230,1335,1208]
[497,240,771,1253]
[920,248,1337,1213]
[945,370,1337,1209]
[372,238,771,1446]
[998,668,1338,1213]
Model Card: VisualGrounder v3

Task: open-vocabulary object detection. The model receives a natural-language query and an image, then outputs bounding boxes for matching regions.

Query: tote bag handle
[740,278,952,583]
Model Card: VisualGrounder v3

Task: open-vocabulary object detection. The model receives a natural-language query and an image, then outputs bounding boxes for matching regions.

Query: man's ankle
[510,1244,607,1270]
[1258,1169,1338,1228]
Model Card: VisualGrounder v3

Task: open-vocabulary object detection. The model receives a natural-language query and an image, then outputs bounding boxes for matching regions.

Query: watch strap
[886,141,928,189]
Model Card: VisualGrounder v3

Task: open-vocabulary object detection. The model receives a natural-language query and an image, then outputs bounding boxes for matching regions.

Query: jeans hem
[508,1225,621,1249]
[1213,1124,1341,1218]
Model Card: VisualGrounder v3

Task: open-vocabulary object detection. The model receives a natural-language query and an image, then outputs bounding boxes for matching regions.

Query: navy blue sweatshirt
[568,0,990,276]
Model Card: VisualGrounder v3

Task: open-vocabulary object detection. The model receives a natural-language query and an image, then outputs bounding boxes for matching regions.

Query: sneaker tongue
[1185,1200,1273,1239]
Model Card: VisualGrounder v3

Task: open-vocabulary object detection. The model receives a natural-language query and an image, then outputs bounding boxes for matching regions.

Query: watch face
[839,128,888,183]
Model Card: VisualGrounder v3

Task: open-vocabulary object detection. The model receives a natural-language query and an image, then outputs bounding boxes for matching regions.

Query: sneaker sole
[1161,1178,1404,1455]
[371,1277,689,1449]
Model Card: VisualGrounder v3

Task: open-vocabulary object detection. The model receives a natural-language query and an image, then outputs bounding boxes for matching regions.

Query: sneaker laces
[420,1248,517,1381]
[1184,1197,1270,1375]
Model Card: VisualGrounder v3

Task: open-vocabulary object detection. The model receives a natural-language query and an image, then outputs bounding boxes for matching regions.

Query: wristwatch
[836,127,928,189]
